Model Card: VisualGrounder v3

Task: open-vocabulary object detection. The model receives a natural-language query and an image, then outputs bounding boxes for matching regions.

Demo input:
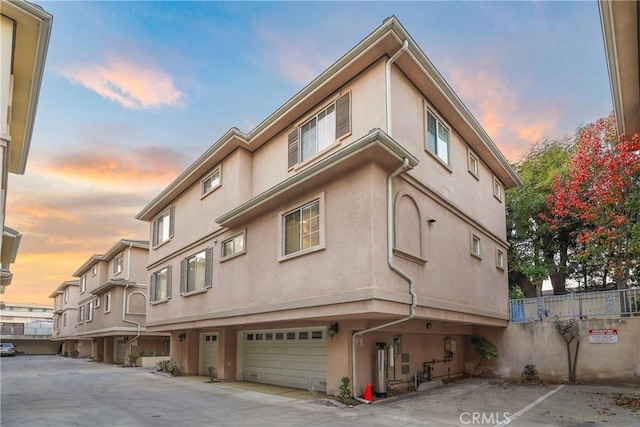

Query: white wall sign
[588,329,617,344]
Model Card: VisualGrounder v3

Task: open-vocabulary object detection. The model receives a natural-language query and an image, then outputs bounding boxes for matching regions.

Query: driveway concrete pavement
[2,356,638,426]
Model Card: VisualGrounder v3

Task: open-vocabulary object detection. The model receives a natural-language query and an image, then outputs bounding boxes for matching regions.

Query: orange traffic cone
[363,383,373,401]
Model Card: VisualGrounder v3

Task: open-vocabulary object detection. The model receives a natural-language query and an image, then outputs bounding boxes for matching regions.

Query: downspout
[121,243,141,362]
[386,40,409,135]
[350,39,413,403]
[351,157,415,403]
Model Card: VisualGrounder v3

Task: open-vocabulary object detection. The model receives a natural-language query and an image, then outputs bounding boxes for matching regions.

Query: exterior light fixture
[328,322,339,339]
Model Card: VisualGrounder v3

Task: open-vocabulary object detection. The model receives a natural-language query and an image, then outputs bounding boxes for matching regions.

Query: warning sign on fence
[588,329,618,344]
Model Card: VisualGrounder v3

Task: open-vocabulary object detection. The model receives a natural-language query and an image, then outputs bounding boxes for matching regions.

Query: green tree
[554,318,580,383]
[506,138,573,296]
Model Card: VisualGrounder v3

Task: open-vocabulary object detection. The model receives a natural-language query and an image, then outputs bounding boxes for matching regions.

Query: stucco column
[184,329,200,375]
[104,338,114,363]
[326,325,352,396]
[217,328,237,381]
[169,331,183,368]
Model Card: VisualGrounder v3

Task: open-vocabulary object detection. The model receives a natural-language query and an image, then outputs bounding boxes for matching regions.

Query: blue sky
[6,1,612,304]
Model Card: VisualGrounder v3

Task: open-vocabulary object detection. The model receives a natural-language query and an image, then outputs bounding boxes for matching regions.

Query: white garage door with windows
[200,333,218,376]
[243,328,327,392]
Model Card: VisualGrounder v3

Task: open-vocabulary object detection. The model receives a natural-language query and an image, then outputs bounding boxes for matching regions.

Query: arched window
[394,193,425,263]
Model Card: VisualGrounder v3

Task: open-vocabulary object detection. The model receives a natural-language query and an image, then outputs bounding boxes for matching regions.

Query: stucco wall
[478,319,640,385]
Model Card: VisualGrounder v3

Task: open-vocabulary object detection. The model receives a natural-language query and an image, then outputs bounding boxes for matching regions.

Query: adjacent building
[50,280,92,357]
[599,0,640,136]
[0,0,52,292]
[0,300,57,353]
[71,240,169,364]
[137,17,520,397]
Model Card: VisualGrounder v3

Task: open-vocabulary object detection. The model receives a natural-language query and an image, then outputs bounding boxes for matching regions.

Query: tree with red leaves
[545,114,640,290]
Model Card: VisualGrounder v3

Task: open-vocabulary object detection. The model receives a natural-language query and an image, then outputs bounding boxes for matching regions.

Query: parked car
[0,342,17,356]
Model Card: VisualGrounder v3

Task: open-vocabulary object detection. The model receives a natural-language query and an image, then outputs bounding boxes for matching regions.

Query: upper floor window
[80,276,86,294]
[94,297,100,308]
[288,92,351,168]
[202,167,221,196]
[114,253,124,275]
[468,149,479,178]
[63,313,67,327]
[493,176,504,202]
[64,288,69,303]
[221,232,245,260]
[470,232,482,259]
[150,266,172,302]
[104,293,111,313]
[496,248,505,270]
[426,109,449,164]
[153,206,174,247]
[281,195,325,259]
[180,248,212,294]
[87,301,93,322]
[91,265,97,276]
[78,305,85,323]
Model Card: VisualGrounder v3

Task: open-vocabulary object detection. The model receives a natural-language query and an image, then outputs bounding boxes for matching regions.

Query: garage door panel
[243,328,326,392]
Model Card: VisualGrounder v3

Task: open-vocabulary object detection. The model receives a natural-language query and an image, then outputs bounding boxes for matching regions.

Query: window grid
[284,200,320,255]
[222,233,245,259]
[426,110,450,164]
[202,168,221,195]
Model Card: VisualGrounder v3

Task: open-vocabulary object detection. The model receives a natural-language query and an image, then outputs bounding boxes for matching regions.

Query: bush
[156,359,182,376]
[336,376,351,403]
[522,364,539,381]
[70,350,79,358]
[128,354,140,367]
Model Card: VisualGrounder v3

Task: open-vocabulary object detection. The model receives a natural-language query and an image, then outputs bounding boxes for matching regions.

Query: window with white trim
[202,167,221,196]
[288,92,351,168]
[63,313,67,327]
[426,108,450,164]
[468,149,479,178]
[87,301,93,322]
[80,276,86,294]
[493,176,503,202]
[222,232,245,259]
[114,252,124,274]
[180,249,212,294]
[153,206,175,247]
[150,266,172,301]
[470,233,482,258]
[78,305,85,323]
[91,265,97,276]
[95,297,100,308]
[64,289,69,303]
[496,248,505,270]
[104,293,111,313]
[283,199,320,256]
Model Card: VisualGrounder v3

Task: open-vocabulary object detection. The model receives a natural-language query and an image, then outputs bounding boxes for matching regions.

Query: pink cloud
[59,59,185,109]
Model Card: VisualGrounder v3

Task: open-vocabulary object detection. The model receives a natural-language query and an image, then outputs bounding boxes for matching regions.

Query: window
[150,266,172,302]
[87,302,93,322]
[91,265,97,276]
[78,305,85,323]
[153,206,174,247]
[283,199,321,256]
[468,150,479,178]
[202,167,221,196]
[80,276,86,293]
[471,233,482,258]
[63,313,67,327]
[493,176,503,202]
[95,297,100,308]
[496,248,505,270]
[221,232,245,259]
[64,289,69,303]
[104,293,111,313]
[180,249,212,294]
[426,109,450,164]
[288,92,351,168]
[114,253,124,274]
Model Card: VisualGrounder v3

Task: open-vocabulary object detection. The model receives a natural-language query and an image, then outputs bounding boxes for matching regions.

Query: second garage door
[243,328,327,392]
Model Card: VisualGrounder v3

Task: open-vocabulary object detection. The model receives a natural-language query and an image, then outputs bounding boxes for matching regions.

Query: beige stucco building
[50,280,92,356]
[0,0,52,292]
[137,17,520,397]
[71,240,169,364]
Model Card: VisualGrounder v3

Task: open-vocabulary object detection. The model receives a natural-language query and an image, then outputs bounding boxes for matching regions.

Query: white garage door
[243,328,327,392]
[200,333,218,376]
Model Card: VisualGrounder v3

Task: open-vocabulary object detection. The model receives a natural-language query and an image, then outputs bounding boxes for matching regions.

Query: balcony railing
[510,288,640,323]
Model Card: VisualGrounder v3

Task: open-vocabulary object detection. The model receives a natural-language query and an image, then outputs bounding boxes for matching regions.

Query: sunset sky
[5,1,612,305]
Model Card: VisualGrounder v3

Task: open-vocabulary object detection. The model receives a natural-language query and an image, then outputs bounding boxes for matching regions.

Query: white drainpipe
[386,40,409,135]
[121,243,141,361]
[351,40,413,403]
